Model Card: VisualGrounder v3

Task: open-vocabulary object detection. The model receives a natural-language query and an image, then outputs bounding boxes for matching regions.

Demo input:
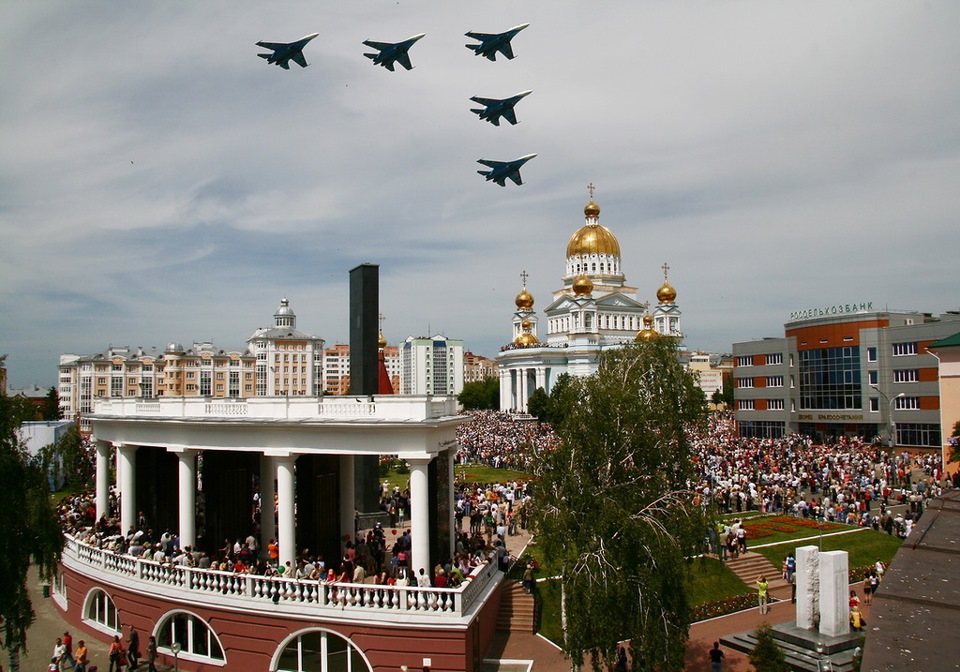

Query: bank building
[498,195,684,412]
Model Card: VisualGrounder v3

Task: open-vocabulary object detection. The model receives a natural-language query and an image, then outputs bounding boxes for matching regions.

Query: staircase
[724,552,791,597]
[496,582,536,633]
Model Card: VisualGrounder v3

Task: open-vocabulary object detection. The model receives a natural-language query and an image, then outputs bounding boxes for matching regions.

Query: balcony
[63,535,501,623]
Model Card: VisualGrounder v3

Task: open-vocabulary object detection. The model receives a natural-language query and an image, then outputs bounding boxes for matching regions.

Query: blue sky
[2,1,959,388]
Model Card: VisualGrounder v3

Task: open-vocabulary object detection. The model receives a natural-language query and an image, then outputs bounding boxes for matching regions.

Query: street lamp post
[870,385,905,448]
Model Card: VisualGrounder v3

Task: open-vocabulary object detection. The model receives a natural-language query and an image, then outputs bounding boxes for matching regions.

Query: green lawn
[751,527,903,575]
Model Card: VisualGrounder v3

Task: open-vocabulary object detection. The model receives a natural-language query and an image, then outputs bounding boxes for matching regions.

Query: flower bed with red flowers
[743,516,846,539]
[691,593,772,621]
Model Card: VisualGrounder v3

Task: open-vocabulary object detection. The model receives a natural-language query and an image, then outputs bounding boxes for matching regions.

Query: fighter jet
[256,33,320,69]
[362,33,426,71]
[476,154,537,187]
[470,90,533,126]
[464,23,530,61]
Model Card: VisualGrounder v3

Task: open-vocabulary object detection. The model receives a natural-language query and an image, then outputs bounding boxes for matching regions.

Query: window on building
[766,399,785,410]
[869,397,879,412]
[276,629,370,672]
[736,356,752,367]
[868,370,878,385]
[798,346,861,410]
[157,611,225,663]
[766,376,784,387]
[867,347,877,362]
[84,589,121,634]
[765,353,783,365]
[736,378,754,389]
[892,342,917,356]
[894,396,920,410]
[893,369,919,383]
[738,400,754,410]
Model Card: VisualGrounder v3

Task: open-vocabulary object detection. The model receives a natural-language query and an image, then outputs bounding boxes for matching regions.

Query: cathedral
[497,194,683,411]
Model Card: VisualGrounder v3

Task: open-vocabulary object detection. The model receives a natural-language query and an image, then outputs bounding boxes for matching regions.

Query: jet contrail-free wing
[256,33,320,69]
[363,34,426,71]
[476,154,537,186]
[469,90,533,126]
[465,23,529,61]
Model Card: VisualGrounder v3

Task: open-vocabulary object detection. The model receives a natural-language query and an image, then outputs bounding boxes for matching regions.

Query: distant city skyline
[3,1,959,388]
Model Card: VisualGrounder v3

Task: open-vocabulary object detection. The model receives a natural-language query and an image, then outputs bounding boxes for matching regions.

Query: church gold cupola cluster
[498,186,685,410]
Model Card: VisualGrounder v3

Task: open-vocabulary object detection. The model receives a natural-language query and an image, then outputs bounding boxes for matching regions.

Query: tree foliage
[526,387,550,419]
[458,377,500,410]
[531,340,710,671]
[43,388,62,421]
[749,624,790,672]
[0,365,65,662]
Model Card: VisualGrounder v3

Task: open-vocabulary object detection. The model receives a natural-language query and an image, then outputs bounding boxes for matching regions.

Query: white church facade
[497,195,683,411]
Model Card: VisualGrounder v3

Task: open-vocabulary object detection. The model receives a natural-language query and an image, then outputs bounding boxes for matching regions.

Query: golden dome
[566,223,621,258]
[515,319,539,346]
[584,198,600,218]
[657,281,677,304]
[378,331,387,349]
[515,287,534,310]
[572,274,594,296]
[635,314,659,342]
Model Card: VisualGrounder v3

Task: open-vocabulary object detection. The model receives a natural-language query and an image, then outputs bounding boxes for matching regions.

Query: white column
[172,449,197,548]
[409,457,432,576]
[339,455,355,544]
[95,440,111,520]
[260,454,277,553]
[117,443,137,534]
[518,369,528,411]
[276,455,297,569]
[795,545,820,630]
[499,369,510,411]
[819,551,851,637]
[535,366,546,391]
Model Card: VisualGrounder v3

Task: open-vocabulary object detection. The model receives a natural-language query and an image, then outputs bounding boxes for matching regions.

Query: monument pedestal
[722,622,864,672]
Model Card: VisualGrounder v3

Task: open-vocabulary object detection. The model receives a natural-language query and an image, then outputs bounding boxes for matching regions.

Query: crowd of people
[690,412,949,537]
[455,410,556,471]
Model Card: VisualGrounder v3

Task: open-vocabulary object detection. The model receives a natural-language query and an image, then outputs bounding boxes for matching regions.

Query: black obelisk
[348,264,386,524]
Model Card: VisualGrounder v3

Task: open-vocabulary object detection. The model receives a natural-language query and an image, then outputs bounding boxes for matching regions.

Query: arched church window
[157,611,225,664]
[275,629,371,672]
[83,588,121,634]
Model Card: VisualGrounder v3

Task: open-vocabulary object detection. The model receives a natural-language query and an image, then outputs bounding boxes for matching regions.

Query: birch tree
[0,357,65,671]
[532,340,709,671]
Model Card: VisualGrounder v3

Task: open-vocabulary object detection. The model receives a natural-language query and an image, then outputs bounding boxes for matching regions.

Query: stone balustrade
[65,535,499,620]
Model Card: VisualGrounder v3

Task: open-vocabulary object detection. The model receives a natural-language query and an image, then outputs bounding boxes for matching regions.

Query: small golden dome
[515,332,540,346]
[584,198,600,218]
[521,318,532,329]
[635,314,659,342]
[515,288,534,310]
[657,281,677,304]
[572,274,594,296]
[378,332,387,349]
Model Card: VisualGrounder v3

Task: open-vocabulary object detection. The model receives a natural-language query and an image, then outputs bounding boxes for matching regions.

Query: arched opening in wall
[274,629,372,672]
[82,588,121,636]
[155,610,225,665]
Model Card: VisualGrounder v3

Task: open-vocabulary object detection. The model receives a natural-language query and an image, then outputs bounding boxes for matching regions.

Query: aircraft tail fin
[364,53,377,61]
[470,108,484,115]
[258,54,271,60]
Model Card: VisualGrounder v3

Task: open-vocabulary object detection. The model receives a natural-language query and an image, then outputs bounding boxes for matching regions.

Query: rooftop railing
[92,395,462,423]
